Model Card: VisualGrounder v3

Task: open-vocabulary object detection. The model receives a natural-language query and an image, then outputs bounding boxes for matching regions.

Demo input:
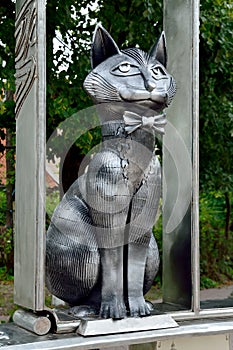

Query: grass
[0,279,54,323]
[145,285,162,302]
[0,280,17,323]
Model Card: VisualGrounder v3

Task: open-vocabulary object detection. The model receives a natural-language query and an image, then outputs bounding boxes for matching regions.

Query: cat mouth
[119,87,167,109]
[135,100,165,110]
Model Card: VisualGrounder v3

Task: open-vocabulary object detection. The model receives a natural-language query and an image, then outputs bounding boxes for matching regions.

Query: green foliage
[46,189,60,218]
[0,2,15,85]
[200,191,233,287]
[200,277,218,290]
[0,226,14,272]
[200,0,233,266]
[0,2,16,132]
[46,0,163,161]
[0,266,14,281]
[98,0,162,49]
[199,1,233,195]
[0,189,6,225]
[153,213,162,286]
[76,128,101,155]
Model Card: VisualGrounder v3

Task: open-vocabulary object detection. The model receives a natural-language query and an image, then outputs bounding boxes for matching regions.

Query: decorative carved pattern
[15,0,37,118]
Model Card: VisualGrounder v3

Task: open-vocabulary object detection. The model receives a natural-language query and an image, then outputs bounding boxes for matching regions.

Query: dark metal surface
[46,24,176,320]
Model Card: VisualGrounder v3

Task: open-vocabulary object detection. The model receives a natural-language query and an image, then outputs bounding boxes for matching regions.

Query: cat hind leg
[46,178,100,308]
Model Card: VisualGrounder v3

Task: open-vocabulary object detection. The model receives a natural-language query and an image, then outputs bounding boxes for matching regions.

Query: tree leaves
[0,0,232,195]
[46,0,163,159]
[200,0,233,195]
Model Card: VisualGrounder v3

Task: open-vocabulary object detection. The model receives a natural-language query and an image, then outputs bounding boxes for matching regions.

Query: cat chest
[100,122,158,187]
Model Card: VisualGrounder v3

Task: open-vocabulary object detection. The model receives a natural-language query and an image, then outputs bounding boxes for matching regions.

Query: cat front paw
[128,296,151,317]
[100,296,126,319]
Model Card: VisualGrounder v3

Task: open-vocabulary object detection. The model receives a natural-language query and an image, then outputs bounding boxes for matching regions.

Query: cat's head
[84,24,176,112]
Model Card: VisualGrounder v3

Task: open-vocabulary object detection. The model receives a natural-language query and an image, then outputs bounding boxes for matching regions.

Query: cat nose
[145,80,156,92]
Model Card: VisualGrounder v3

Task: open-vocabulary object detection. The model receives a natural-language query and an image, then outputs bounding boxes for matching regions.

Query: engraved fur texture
[46,24,176,319]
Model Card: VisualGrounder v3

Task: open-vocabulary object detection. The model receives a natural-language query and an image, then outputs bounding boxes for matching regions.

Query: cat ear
[149,31,167,68]
[91,23,121,69]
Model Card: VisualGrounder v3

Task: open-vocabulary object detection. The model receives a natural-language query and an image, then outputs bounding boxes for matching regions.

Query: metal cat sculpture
[46,24,176,319]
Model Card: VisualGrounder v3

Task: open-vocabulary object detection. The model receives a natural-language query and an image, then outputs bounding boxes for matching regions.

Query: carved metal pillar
[163,0,199,308]
[14,0,46,311]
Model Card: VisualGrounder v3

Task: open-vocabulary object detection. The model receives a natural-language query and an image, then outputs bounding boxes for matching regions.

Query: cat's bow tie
[123,111,167,135]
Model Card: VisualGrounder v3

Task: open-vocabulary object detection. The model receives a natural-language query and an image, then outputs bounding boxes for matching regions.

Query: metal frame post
[162,0,200,309]
[14,0,46,311]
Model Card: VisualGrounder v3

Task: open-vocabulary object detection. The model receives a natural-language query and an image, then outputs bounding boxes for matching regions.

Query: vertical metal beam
[192,0,200,315]
[14,0,46,311]
[163,0,199,308]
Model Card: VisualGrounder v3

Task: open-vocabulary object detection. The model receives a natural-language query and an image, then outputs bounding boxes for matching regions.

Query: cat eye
[111,61,140,76]
[151,65,167,79]
[119,63,131,73]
